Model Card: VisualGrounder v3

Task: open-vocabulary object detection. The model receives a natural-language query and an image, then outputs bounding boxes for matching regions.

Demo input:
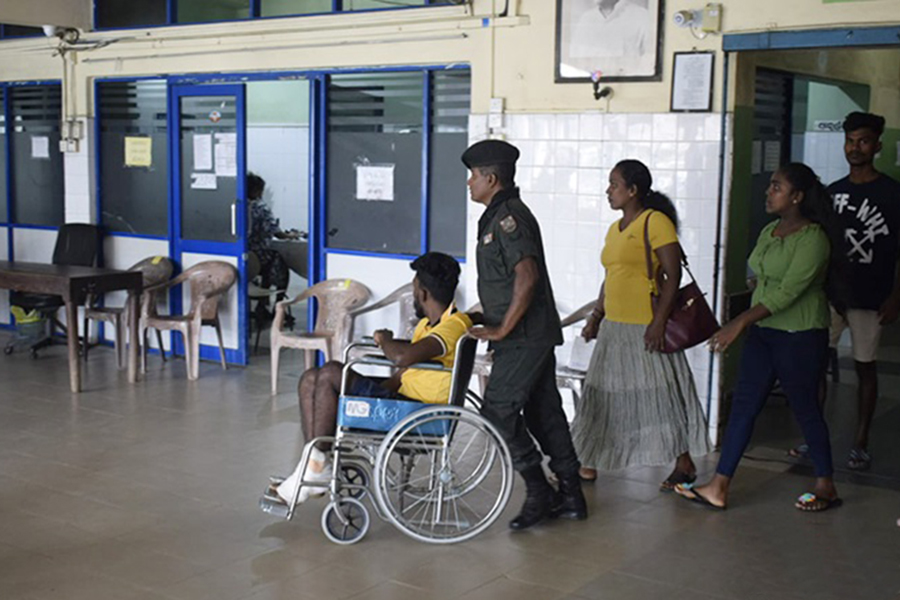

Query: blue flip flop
[795,492,843,512]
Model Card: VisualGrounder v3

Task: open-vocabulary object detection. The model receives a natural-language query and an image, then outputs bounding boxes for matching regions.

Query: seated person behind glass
[270,252,472,505]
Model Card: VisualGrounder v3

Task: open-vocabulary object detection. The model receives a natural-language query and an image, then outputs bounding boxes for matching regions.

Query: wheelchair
[259,334,514,545]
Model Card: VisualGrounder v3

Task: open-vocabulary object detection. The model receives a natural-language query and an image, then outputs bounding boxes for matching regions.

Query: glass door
[171,84,248,366]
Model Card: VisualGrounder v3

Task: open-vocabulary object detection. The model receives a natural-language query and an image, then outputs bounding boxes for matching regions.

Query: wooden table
[0,261,143,393]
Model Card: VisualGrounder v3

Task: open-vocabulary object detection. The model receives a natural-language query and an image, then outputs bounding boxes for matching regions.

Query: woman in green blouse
[676,163,844,512]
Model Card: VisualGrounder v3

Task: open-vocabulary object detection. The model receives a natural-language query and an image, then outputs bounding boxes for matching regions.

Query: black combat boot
[549,471,588,520]
[509,465,554,530]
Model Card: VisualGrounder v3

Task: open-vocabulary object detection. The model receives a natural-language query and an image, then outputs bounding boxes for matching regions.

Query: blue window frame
[94,0,457,30]
[324,66,470,259]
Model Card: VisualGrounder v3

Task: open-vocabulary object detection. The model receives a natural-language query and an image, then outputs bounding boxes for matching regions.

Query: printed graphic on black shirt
[829,175,900,309]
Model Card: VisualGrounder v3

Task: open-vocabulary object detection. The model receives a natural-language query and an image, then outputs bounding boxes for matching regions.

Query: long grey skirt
[571,320,711,471]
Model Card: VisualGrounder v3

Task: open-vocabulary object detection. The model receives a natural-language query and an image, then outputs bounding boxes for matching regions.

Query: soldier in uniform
[462,139,588,530]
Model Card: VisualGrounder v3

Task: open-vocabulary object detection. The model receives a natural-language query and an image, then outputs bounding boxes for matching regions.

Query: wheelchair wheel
[338,462,369,500]
[373,406,513,544]
[321,498,369,545]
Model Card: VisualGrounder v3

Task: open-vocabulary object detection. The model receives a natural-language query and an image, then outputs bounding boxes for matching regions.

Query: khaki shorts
[829,308,882,363]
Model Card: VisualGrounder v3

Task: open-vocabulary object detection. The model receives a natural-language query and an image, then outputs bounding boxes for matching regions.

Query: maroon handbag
[643,212,720,353]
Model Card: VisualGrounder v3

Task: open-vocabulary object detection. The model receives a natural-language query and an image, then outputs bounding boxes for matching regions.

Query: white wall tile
[530,115,555,140]
[577,168,603,195]
[652,142,678,170]
[554,114,581,141]
[627,114,653,141]
[677,114,706,142]
[677,142,719,171]
[601,141,625,169]
[578,141,602,168]
[652,114,678,141]
[553,141,579,168]
[603,114,628,142]
[576,194,601,222]
[579,113,604,141]
[532,166,556,193]
[704,114,724,142]
[553,194,579,221]
[554,168,579,194]
[468,114,488,139]
[626,142,653,166]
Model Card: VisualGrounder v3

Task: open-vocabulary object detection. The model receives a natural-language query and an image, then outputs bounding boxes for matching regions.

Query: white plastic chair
[141,261,238,381]
[270,278,370,394]
[347,282,418,342]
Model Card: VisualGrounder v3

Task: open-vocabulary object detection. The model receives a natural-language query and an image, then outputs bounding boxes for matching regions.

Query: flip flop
[674,483,726,511]
[795,492,843,512]
[660,471,697,492]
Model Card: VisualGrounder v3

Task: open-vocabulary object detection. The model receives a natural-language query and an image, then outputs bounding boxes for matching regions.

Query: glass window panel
[177,0,250,23]
[179,95,238,242]
[261,0,332,17]
[95,0,167,29]
[427,69,469,258]
[2,25,43,37]
[0,88,6,223]
[10,85,63,227]
[326,72,423,255]
[98,80,168,236]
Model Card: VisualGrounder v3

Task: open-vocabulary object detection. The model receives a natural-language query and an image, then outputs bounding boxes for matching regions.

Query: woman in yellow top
[573,159,710,488]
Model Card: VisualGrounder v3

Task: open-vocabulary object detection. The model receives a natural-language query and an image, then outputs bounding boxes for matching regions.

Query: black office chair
[8,224,101,358]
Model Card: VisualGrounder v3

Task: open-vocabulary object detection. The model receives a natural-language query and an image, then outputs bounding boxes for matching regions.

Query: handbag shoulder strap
[642,210,655,286]
[643,210,699,285]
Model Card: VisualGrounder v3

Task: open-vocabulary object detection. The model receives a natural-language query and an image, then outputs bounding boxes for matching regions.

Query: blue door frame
[170,83,249,366]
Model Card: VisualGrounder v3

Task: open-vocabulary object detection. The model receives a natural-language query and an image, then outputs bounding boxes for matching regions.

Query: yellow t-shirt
[601,210,679,325]
[397,304,474,404]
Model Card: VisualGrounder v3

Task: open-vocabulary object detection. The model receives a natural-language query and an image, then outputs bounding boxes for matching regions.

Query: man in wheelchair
[270,252,473,506]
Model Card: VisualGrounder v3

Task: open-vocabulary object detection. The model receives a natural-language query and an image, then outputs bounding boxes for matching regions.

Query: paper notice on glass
[193,134,213,171]
[190,173,217,190]
[763,141,781,172]
[214,133,237,177]
[356,165,395,201]
[31,136,50,159]
[124,136,152,167]
[751,140,763,175]
[567,336,596,372]
[671,52,714,112]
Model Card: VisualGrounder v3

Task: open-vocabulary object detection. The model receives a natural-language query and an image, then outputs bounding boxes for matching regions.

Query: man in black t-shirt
[827,112,900,471]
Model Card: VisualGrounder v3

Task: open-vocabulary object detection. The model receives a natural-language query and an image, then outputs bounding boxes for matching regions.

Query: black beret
[461,140,520,169]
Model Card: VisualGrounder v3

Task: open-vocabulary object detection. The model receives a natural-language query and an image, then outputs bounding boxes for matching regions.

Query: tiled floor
[1,335,899,600]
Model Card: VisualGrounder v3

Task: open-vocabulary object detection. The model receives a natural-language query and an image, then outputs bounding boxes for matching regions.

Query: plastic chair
[555,300,599,411]
[467,300,597,411]
[347,282,418,342]
[83,256,174,369]
[7,224,101,357]
[141,261,238,381]
[270,278,370,395]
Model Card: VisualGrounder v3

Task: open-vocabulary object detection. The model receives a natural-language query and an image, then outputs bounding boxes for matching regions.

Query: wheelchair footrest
[259,493,291,519]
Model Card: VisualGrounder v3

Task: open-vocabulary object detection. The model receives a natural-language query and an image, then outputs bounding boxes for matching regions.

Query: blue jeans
[717,326,833,478]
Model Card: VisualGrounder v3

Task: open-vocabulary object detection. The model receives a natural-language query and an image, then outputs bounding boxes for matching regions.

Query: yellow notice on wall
[124,136,152,168]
